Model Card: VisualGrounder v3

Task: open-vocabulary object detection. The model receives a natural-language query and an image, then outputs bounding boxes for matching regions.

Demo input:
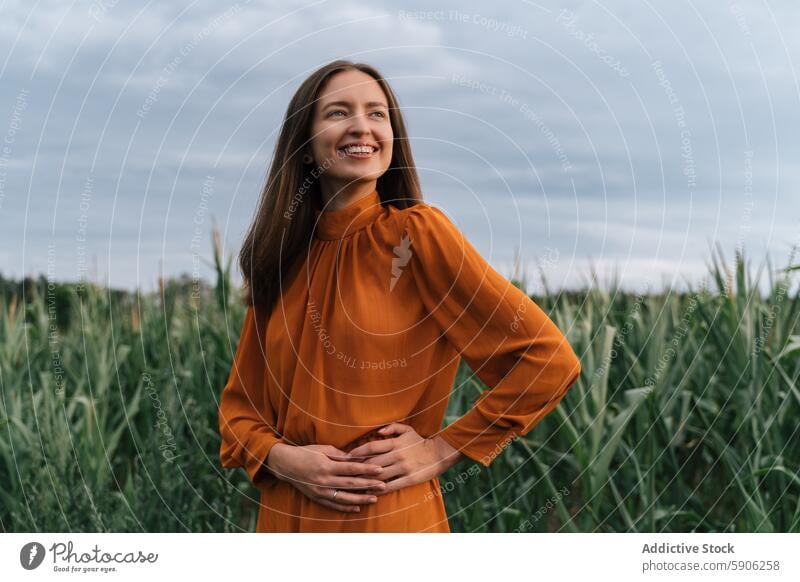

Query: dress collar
[313,188,384,240]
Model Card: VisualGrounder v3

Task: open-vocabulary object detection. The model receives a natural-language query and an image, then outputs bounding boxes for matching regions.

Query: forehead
[317,70,387,105]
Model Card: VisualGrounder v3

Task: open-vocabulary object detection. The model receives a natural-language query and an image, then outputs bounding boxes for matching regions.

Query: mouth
[338,143,379,160]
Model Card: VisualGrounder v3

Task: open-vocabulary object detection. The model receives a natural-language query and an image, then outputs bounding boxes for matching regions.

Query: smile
[338,144,378,159]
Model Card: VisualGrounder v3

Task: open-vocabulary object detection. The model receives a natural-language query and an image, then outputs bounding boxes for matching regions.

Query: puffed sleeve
[402,204,582,467]
[218,305,285,487]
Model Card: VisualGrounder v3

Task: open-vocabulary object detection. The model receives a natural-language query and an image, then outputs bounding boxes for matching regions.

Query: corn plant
[0,239,798,533]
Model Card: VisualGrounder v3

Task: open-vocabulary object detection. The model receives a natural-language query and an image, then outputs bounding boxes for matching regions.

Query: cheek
[311,123,338,150]
[307,126,321,154]
[380,131,393,162]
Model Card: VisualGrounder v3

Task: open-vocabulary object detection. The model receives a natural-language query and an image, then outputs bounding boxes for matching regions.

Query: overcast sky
[1,0,798,296]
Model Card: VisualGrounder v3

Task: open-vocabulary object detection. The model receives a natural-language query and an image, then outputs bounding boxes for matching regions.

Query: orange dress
[218,188,582,532]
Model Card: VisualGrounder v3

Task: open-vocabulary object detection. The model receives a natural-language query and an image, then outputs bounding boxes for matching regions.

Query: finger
[316,499,362,513]
[347,439,395,459]
[357,450,397,468]
[325,452,353,462]
[322,446,351,462]
[330,461,384,476]
[377,474,413,496]
[379,422,411,436]
[348,485,387,494]
[371,463,403,485]
[294,482,361,513]
[322,488,380,506]
[327,476,387,491]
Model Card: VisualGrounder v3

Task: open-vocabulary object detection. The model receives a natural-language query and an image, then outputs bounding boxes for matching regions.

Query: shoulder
[389,201,461,242]
[383,201,472,267]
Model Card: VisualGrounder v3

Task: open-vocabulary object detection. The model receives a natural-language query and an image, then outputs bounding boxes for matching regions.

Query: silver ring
[332,489,339,500]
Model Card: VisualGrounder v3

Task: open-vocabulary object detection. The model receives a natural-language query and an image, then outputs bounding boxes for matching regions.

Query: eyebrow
[322,100,388,111]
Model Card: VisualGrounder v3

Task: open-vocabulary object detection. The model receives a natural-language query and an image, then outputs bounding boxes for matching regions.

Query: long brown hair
[239,60,423,317]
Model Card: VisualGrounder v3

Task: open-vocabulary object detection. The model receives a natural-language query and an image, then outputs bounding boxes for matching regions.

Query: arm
[432,435,467,471]
[403,204,582,468]
[218,305,285,487]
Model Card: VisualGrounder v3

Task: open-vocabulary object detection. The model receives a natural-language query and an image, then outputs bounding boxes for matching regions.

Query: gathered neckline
[313,188,385,240]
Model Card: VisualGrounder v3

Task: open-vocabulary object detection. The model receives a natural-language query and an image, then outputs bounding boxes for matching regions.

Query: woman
[218,60,582,532]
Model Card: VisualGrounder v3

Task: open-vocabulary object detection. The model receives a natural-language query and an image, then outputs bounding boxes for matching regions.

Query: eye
[327,110,346,118]
[370,111,386,118]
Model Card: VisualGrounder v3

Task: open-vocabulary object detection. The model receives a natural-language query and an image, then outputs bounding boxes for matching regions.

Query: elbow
[218,415,241,470]
[219,436,243,471]
[563,347,581,390]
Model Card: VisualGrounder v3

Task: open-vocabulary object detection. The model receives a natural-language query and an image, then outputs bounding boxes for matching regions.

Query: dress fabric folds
[218,188,582,532]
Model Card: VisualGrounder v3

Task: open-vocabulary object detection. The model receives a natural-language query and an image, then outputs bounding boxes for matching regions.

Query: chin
[334,168,385,181]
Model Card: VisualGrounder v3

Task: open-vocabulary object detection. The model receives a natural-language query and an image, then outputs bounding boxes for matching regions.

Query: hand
[346,423,465,496]
[266,443,386,513]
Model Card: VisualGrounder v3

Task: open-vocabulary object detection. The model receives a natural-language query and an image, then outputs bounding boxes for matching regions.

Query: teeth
[342,145,375,154]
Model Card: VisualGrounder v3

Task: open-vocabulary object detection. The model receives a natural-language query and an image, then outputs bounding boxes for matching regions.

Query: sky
[1,0,799,296]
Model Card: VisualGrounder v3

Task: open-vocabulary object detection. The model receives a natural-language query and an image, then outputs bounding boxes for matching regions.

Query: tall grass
[0,233,798,532]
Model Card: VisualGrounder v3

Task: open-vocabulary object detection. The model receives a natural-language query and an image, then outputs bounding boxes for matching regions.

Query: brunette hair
[238,60,422,316]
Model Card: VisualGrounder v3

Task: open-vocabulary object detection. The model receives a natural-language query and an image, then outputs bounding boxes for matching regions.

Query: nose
[347,111,371,134]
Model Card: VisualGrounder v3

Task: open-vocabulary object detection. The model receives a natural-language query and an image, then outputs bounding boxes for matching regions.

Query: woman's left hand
[346,423,464,495]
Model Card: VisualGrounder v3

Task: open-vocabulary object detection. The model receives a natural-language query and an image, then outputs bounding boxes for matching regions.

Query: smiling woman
[217,60,582,532]
[306,71,395,207]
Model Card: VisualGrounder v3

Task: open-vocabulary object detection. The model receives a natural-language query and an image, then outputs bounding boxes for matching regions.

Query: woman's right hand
[266,443,386,513]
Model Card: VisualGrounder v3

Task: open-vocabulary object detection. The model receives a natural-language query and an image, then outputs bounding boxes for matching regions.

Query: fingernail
[355,507,360,512]
[369,497,377,503]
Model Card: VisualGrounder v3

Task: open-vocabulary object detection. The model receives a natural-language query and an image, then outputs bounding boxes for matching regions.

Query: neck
[318,180,378,212]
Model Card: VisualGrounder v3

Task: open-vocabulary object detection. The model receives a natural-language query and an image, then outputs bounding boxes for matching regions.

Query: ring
[332,489,339,499]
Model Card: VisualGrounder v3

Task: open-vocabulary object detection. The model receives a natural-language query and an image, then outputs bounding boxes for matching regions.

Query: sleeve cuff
[438,406,517,468]
[244,433,286,488]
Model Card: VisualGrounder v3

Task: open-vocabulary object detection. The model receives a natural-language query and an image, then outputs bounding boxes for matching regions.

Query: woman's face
[308,69,394,187]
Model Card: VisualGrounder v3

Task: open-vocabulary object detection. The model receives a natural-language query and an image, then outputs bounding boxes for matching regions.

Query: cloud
[1,0,798,292]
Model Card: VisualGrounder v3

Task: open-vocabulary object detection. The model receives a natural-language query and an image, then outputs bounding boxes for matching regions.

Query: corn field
[1,235,798,532]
